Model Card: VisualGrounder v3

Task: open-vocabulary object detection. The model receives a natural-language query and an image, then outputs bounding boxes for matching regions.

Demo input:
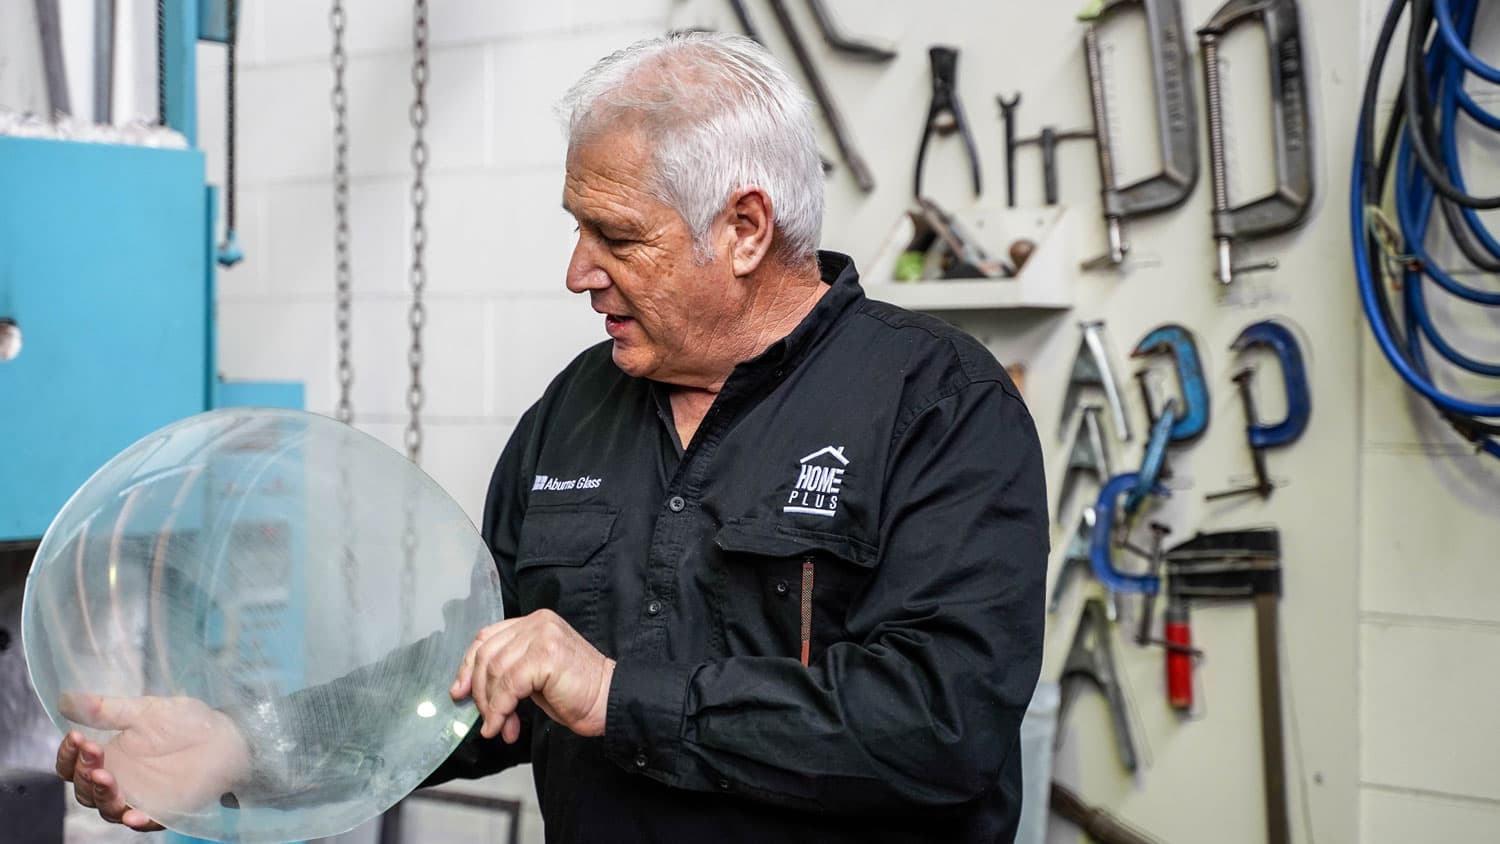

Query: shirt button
[667,495,686,513]
[774,580,790,596]
[646,599,663,616]
[634,752,648,769]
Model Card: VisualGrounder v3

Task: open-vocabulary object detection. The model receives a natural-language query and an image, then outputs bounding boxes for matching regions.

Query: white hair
[560,31,825,263]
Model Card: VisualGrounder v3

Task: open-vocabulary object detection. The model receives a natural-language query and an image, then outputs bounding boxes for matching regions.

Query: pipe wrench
[1198,0,1314,284]
[1079,0,1199,269]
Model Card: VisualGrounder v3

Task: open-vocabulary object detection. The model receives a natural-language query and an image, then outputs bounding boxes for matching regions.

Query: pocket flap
[714,519,876,568]
[516,507,616,571]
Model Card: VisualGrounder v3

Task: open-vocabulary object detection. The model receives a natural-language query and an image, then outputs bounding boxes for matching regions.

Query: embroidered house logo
[784,446,847,518]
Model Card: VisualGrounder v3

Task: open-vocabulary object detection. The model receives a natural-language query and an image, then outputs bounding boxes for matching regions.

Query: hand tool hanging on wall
[764,0,876,191]
[1162,528,1289,844]
[1079,0,1199,270]
[1057,404,1113,522]
[1048,507,1120,621]
[1124,323,1209,514]
[1058,597,1138,772]
[915,46,981,198]
[804,0,896,61]
[1090,470,1167,597]
[1199,0,1314,285]
[34,0,70,117]
[1132,323,1210,443]
[724,0,835,175]
[1124,395,1177,516]
[1207,320,1311,501]
[997,93,1094,207]
[898,197,1012,279]
[1051,782,1164,844]
[1060,321,1133,443]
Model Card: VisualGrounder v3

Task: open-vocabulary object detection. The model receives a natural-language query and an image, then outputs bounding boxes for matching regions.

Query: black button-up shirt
[430,252,1048,842]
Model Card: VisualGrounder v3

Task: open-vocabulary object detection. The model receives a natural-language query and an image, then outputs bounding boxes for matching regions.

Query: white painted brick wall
[205,3,672,840]
[203,2,1500,842]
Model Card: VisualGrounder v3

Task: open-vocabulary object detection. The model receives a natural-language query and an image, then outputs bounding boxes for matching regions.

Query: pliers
[914,46,981,198]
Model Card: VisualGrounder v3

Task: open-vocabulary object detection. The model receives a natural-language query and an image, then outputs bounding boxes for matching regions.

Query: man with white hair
[60,32,1047,842]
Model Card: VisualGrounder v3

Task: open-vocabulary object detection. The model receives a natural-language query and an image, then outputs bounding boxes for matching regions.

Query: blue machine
[1,4,302,842]
[0,0,300,543]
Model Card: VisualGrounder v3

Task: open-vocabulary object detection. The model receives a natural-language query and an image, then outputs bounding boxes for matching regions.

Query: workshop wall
[192,1,1500,843]
[198,3,669,842]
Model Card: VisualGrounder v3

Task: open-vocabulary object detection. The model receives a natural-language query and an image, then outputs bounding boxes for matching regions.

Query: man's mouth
[604,313,634,338]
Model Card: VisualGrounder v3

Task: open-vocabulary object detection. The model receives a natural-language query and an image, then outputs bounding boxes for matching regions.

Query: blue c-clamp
[1207,319,1311,500]
[1090,324,1209,595]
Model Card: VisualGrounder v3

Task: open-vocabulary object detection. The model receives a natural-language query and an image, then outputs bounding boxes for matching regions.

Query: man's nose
[565,240,610,294]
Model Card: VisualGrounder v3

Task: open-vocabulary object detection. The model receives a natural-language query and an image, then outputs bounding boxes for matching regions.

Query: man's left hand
[450,609,616,743]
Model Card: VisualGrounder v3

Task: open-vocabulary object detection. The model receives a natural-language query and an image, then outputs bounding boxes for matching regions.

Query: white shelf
[864,206,1075,313]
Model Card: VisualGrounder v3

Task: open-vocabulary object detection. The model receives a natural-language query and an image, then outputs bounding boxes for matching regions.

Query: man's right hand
[54,692,254,832]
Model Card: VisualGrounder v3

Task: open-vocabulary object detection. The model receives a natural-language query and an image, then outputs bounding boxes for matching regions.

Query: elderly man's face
[563,130,745,387]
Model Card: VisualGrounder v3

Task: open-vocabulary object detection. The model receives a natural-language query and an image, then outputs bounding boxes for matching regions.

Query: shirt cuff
[603,660,697,782]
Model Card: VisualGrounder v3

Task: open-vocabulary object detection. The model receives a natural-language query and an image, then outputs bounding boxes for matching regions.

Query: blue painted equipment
[1126,397,1178,516]
[1131,323,1210,443]
[1090,471,1169,595]
[1207,320,1311,501]
[0,5,301,841]
[0,0,289,543]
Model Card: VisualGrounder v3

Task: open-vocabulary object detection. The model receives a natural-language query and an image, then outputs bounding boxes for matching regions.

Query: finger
[501,712,522,745]
[471,625,533,735]
[74,739,103,783]
[89,767,133,823]
[478,640,539,739]
[73,771,97,809]
[453,618,518,698]
[120,808,165,832]
[55,730,82,779]
[60,692,142,731]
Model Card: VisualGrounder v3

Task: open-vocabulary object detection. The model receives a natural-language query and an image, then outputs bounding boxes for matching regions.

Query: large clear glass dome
[22,408,505,843]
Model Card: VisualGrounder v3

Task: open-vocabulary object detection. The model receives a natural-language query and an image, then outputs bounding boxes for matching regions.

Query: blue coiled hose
[1352,0,1500,460]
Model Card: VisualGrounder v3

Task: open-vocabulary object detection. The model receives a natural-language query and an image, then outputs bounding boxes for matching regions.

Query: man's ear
[721,186,775,278]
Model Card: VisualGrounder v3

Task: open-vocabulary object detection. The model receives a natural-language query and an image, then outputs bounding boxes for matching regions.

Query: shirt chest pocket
[713,520,878,665]
[515,506,616,642]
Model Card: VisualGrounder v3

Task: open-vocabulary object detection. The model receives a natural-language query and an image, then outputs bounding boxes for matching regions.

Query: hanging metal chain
[332,0,355,425]
[331,0,361,629]
[156,0,167,125]
[405,0,429,465]
[225,1,237,234]
[217,0,243,266]
[399,0,431,643]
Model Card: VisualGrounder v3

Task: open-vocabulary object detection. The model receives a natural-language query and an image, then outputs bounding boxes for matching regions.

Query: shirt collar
[753,250,864,371]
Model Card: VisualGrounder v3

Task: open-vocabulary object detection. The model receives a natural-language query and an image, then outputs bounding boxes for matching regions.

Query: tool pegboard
[667,2,1376,842]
